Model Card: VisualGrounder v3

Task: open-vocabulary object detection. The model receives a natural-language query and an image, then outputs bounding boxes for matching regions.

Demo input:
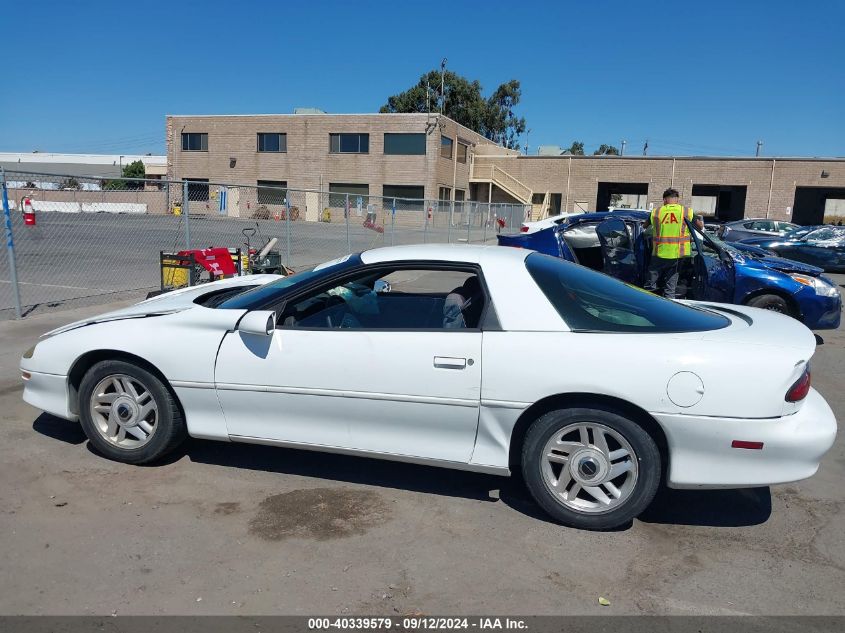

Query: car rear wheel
[521,407,660,530]
[747,293,791,316]
[78,360,187,464]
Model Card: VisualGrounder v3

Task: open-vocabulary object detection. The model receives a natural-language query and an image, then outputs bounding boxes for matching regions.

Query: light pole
[756,140,763,157]
[119,155,124,177]
[440,58,447,114]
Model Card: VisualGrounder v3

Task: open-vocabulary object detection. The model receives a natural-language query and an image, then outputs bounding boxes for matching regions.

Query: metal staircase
[469,163,533,205]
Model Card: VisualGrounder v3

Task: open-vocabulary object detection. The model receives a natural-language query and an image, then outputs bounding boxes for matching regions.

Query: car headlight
[790,274,840,298]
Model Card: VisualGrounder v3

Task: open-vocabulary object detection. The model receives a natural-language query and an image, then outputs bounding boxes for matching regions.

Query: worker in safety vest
[643,188,704,299]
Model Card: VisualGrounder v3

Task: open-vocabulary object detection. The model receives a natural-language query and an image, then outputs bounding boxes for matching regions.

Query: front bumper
[797,285,841,330]
[653,388,837,489]
[21,370,77,421]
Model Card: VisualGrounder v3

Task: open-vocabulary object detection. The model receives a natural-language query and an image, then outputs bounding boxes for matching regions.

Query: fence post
[285,195,291,269]
[1,169,23,319]
[467,203,472,242]
[483,205,488,243]
[165,180,170,215]
[183,180,191,250]
[448,199,454,244]
[345,193,351,253]
[391,198,396,246]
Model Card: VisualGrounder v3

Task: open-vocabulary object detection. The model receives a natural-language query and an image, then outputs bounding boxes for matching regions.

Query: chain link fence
[0,169,529,319]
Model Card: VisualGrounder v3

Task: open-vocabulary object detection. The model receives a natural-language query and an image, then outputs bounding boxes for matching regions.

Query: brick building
[166,112,489,207]
[166,112,845,224]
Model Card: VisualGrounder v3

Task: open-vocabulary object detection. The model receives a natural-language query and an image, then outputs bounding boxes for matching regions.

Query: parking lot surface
[0,277,843,616]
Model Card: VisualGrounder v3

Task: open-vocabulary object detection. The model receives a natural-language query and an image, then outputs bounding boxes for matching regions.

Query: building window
[257,133,287,153]
[455,189,466,202]
[383,133,426,155]
[186,179,209,201]
[457,142,468,163]
[330,133,369,154]
[383,185,425,200]
[438,186,451,201]
[440,136,453,159]
[257,180,287,205]
[181,133,208,152]
[329,183,369,207]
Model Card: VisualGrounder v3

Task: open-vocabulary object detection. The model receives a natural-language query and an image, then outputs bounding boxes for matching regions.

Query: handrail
[470,163,532,203]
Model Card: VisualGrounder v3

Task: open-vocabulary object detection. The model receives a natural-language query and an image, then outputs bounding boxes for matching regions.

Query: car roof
[360,243,530,266]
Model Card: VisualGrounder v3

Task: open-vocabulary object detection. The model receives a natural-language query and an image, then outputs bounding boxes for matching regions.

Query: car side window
[749,220,776,232]
[277,267,486,330]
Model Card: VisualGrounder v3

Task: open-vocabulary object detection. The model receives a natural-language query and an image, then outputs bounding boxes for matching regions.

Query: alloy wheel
[89,374,159,448]
[540,422,638,514]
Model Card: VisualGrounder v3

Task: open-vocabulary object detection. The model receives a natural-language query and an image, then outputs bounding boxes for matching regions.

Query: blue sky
[2,0,842,157]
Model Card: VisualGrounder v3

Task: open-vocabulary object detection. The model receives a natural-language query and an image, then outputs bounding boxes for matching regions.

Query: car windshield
[525,253,730,333]
[805,227,845,243]
[218,254,363,309]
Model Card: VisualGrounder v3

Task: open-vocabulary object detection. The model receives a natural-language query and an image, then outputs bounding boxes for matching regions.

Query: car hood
[42,274,282,337]
[737,236,781,247]
[730,250,823,276]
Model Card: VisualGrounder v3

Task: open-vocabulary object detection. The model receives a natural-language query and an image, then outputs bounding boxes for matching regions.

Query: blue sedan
[738,226,845,273]
[498,211,841,330]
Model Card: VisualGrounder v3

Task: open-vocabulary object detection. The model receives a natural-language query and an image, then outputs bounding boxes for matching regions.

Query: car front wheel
[747,293,791,316]
[521,407,660,530]
[78,360,187,464]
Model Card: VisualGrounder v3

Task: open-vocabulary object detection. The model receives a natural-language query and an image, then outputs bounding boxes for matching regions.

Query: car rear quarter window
[525,253,730,333]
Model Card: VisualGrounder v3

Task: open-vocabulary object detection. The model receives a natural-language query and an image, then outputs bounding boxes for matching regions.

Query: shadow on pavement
[639,486,771,527]
[31,418,772,528]
[32,413,87,445]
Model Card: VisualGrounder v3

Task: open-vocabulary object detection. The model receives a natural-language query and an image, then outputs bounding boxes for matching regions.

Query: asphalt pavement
[0,278,843,615]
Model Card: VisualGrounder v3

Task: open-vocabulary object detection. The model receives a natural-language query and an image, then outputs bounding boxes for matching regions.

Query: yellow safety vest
[651,204,694,259]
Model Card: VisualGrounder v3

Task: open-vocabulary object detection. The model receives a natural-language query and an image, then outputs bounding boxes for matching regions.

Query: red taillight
[520,226,529,232]
[785,366,811,402]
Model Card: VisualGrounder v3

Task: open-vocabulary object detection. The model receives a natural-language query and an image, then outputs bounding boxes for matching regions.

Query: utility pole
[756,140,763,157]
[620,140,627,156]
[643,139,649,156]
[525,129,531,155]
[440,58,447,114]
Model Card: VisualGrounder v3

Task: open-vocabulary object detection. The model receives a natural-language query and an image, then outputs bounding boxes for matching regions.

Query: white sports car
[21,245,837,530]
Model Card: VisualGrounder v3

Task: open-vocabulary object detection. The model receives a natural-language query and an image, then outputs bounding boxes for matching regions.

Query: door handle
[434,356,467,370]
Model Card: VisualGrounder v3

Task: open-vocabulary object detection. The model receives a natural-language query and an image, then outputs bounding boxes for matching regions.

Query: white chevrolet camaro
[21,245,837,530]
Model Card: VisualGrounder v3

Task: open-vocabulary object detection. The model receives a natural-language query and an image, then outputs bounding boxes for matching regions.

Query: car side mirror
[239,310,276,336]
[374,279,391,293]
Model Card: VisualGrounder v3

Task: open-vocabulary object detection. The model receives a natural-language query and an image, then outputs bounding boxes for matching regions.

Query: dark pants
[645,257,680,299]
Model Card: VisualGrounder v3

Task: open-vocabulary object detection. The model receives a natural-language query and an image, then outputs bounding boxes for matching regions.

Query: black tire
[521,407,661,530]
[746,293,791,316]
[78,360,187,464]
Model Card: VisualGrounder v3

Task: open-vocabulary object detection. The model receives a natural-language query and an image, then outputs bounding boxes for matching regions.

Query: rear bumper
[21,370,77,421]
[653,388,837,489]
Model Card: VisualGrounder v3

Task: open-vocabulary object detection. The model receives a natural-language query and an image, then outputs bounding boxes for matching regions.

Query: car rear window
[525,253,730,333]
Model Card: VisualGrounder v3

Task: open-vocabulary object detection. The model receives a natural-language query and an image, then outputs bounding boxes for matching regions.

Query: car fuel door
[689,222,735,303]
[595,217,639,284]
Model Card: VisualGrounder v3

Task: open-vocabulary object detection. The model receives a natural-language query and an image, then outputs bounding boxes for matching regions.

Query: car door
[689,222,735,302]
[214,263,486,463]
[595,217,639,284]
